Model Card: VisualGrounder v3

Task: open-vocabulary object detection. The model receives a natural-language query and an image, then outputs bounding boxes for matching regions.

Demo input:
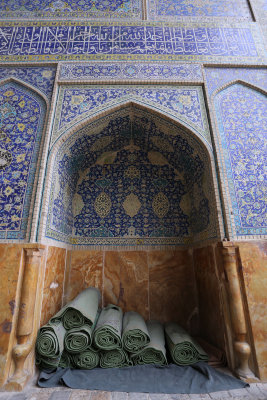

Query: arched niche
[213,82,267,239]
[0,80,47,241]
[39,104,222,247]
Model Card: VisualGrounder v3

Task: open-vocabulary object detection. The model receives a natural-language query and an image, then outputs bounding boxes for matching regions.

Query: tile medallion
[148,0,252,20]
[0,66,56,99]
[51,85,210,148]
[214,83,267,236]
[59,62,203,82]
[0,81,46,240]
[0,21,264,64]
[45,106,219,246]
[0,0,142,20]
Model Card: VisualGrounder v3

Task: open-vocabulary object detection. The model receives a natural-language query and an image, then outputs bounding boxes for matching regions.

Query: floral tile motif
[0,22,264,64]
[214,83,267,236]
[46,107,218,246]
[59,62,203,82]
[0,67,56,99]
[205,67,267,95]
[52,85,210,148]
[148,0,252,19]
[0,0,142,20]
[0,82,46,240]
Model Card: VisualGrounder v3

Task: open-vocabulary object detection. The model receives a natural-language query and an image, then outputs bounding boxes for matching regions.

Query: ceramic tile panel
[0,81,46,241]
[59,62,203,82]
[0,67,56,99]
[0,0,142,20]
[214,83,266,237]
[45,107,219,247]
[205,67,267,95]
[0,22,264,64]
[148,0,252,20]
[52,84,210,148]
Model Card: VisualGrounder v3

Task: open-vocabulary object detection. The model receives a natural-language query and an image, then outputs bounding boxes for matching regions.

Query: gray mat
[38,363,248,394]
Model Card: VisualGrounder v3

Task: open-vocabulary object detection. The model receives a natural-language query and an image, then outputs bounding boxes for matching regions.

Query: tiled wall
[0,81,47,241]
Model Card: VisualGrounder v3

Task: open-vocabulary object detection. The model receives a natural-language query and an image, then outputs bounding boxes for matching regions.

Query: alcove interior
[45,105,229,365]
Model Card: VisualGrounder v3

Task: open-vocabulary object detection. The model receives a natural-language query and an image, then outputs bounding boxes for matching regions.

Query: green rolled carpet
[36,321,65,360]
[59,351,73,368]
[51,287,101,330]
[64,324,94,354]
[93,304,123,350]
[100,348,132,368]
[131,321,167,366]
[122,311,150,353]
[36,354,60,370]
[165,322,208,366]
[72,348,100,370]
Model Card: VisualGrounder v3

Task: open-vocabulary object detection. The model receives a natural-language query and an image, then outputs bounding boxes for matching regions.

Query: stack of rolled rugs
[35,287,208,371]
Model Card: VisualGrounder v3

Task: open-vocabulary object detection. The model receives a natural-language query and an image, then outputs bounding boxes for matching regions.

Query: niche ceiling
[46,107,219,247]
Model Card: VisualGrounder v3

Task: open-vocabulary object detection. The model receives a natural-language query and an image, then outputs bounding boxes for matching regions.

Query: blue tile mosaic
[59,62,203,81]
[51,85,210,150]
[0,0,142,20]
[149,0,252,19]
[46,108,218,246]
[0,81,46,240]
[214,83,267,236]
[205,67,267,95]
[0,67,56,99]
[0,22,264,63]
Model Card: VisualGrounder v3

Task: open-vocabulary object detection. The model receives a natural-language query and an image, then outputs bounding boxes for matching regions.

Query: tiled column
[221,242,256,381]
[5,247,45,391]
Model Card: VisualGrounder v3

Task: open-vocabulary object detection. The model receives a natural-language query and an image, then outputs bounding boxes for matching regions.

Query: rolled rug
[51,287,101,330]
[59,351,73,368]
[131,321,167,366]
[93,304,123,350]
[100,348,132,369]
[165,322,208,366]
[36,353,60,371]
[72,347,100,370]
[64,324,94,354]
[36,321,65,360]
[122,311,150,353]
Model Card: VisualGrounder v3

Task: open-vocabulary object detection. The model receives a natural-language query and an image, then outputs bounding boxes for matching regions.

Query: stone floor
[0,383,267,400]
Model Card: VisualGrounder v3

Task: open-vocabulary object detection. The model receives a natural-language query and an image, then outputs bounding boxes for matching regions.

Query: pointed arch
[211,81,267,239]
[0,76,50,108]
[38,103,224,247]
[0,80,48,242]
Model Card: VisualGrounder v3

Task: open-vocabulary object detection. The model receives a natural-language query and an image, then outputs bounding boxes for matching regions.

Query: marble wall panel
[236,241,267,381]
[64,250,103,304]
[103,251,149,320]
[193,245,226,351]
[0,244,22,387]
[40,246,66,326]
[148,249,198,330]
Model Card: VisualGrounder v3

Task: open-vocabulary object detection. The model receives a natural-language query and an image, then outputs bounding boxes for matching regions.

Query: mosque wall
[0,0,266,388]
